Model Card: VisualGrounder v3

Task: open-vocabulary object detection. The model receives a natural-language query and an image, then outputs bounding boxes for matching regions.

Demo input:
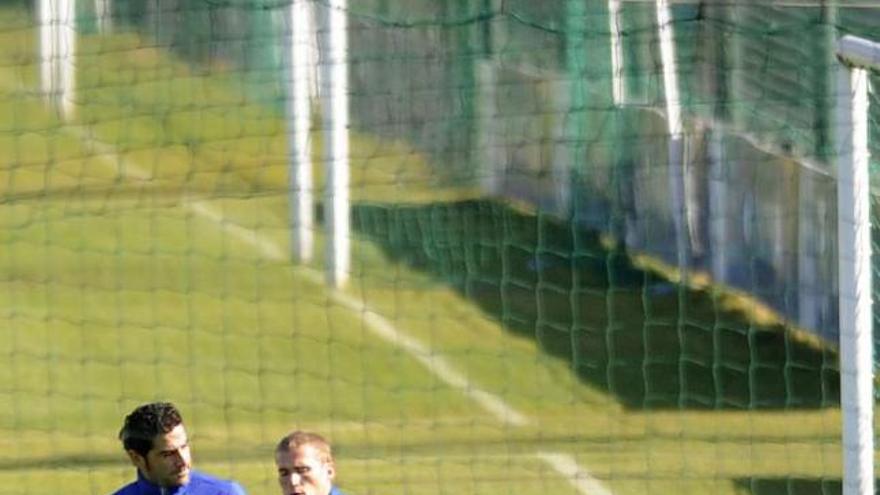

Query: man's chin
[168,471,190,486]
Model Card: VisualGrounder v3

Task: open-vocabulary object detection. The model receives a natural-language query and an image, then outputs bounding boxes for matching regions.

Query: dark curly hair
[119,402,184,457]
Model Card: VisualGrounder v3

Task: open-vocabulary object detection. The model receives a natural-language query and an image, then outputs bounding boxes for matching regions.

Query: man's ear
[326,461,335,480]
[126,449,148,471]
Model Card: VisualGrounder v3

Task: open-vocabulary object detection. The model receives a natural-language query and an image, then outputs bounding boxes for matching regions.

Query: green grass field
[0,5,857,495]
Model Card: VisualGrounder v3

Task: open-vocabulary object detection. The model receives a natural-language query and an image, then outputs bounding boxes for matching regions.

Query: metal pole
[321,0,350,288]
[836,35,876,495]
[477,60,499,196]
[94,0,110,32]
[656,0,687,275]
[39,0,55,102]
[608,0,625,105]
[286,0,315,263]
[708,129,727,283]
[57,0,75,119]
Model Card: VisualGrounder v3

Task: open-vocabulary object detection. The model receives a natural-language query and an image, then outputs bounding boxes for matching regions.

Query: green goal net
[1,1,874,495]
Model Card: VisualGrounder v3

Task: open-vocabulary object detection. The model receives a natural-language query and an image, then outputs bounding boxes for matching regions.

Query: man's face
[275,444,334,495]
[128,423,192,488]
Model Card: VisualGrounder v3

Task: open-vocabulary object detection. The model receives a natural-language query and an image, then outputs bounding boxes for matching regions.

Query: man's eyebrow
[157,442,188,453]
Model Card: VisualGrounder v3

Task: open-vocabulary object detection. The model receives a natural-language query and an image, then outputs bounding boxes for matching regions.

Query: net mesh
[1,1,873,495]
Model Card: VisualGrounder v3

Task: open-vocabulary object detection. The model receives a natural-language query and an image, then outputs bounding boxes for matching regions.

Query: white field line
[70,126,153,181]
[187,201,288,261]
[56,110,608,494]
[198,199,531,427]
[191,191,609,494]
[68,127,530,428]
[0,67,611,494]
[0,76,530,427]
[537,452,614,495]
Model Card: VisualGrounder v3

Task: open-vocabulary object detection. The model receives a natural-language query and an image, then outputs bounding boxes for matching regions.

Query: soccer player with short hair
[114,401,247,495]
[275,431,347,495]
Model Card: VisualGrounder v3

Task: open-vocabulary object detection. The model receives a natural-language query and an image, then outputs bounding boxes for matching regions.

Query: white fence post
[39,0,76,118]
[94,0,110,32]
[320,0,350,288]
[286,0,315,263]
[656,0,687,276]
[58,0,75,119]
[608,0,625,106]
[476,60,500,196]
[39,0,54,100]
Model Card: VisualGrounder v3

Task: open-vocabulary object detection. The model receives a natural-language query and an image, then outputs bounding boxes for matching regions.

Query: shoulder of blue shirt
[112,469,247,495]
[188,470,247,495]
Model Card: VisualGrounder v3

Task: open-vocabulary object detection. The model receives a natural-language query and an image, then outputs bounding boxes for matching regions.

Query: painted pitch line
[537,452,614,495]
[2,47,610,495]
[68,127,529,427]
[333,288,531,427]
[187,200,289,262]
[66,122,614,494]
[192,199,530,428]
[186,203,611,493]
[70,126,154,181]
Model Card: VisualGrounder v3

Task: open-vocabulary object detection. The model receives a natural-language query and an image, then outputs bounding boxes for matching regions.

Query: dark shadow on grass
[0,446,266,472]
[733,477,873,495]
[352,199,840,410]
[0,453,125,471]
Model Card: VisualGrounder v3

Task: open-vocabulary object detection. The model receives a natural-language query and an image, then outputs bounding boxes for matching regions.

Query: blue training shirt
[113,470,246,495]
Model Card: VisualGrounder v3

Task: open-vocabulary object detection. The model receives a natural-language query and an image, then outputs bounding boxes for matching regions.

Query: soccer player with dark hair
[114,401,247,495]
[275,431,347,495]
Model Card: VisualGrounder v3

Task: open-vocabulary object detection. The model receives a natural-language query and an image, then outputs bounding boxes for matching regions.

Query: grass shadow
[352,199,840,410]
[733,477,866,495]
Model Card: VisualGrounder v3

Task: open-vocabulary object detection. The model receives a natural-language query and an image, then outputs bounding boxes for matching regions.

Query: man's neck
[137,470,184,494]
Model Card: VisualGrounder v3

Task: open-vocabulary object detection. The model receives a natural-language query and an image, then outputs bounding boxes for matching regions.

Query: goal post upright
[836,34,879,495]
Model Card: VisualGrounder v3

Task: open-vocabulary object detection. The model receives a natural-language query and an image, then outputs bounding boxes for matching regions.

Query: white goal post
[836,34,879,495]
